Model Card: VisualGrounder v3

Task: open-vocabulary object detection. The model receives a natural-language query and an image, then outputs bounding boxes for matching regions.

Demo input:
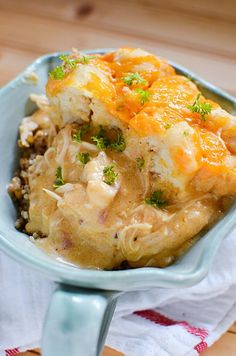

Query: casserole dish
[1,49,236,356]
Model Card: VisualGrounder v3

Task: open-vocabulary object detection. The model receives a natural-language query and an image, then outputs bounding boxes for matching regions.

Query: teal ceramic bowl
[1,49,236,356]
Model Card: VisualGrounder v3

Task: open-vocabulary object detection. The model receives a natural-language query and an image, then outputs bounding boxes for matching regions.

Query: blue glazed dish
[1,49,236,356]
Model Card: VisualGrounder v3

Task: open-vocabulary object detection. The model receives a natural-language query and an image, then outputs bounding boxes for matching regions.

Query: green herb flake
[73,125,90,143]
[91,127,126,152]
[103,165,118,186]
[123,72,147,86]
[135,88,151,105]
[49,66,65,80]
[145,190,167,209]
[91,136,107,149]
[77,152,90,165]
[53,167,65,189]
[136,156,145,171]
[91,126,110,150]
[110,132,126,152]
[80,55,97,64]
[59,54,77,69]
[187,93,212,121]
[49,54,97,80]
[59,54,97,65]
[183,131,189,137]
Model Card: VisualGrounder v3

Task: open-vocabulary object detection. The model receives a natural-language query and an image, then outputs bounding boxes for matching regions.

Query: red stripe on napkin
[5,349,20,356]
[194,341,208,353]
[134,309,208,353]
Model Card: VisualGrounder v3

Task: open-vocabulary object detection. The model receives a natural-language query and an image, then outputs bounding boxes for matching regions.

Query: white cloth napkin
[1,227,236,356]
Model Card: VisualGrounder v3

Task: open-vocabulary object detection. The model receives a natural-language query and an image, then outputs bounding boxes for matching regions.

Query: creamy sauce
[31,124,147,269]
[29,123,222,270]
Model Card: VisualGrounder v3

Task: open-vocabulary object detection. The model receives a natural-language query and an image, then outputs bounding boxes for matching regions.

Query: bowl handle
[41,284,120,356]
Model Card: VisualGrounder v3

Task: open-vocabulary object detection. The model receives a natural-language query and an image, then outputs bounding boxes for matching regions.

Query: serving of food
[8,47,236,270]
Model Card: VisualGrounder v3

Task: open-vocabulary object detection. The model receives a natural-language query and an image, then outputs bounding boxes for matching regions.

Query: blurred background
[0,0,236,96]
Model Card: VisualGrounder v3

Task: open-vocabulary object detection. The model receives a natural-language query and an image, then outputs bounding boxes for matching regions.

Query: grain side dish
[8,48,236,269]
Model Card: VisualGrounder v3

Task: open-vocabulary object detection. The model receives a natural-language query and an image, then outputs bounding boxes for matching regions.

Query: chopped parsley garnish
[49,66,65,80]
[49,54,97,80]
[60,54,97,66]
[91,126,126,152]
[91,126,110,149]
[145,190,167,209]
[77,152,90,165]
[103,165,118,186]
[187,93,212,121]
[135,88,150,105]
[73,125,90,143]
[79,55,97,64]
[123,72,147,86]
[183,130,189,137]
[110,132,126,152]
[59,54,77,69]
[91,135,107,149]
[136,156,145,171]
[53,167,65,188]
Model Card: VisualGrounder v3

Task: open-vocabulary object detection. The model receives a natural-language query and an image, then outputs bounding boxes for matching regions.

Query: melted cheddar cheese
[46,48,230,176]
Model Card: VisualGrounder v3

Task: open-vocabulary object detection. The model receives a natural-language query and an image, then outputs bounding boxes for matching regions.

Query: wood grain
[19,346,123,356]
[0,3,235,94]
[228,322,236,334]
[1,0,236,59]
[0,46,37,84]
[2,0,236,22]
[203,332,236,355]
[139,0,236,22]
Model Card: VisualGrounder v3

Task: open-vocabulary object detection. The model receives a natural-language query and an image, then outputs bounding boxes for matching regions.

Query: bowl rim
[1,48,236,291]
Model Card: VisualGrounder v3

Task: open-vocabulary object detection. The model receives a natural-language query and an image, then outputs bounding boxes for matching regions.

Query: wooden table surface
[1,0,236,354]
